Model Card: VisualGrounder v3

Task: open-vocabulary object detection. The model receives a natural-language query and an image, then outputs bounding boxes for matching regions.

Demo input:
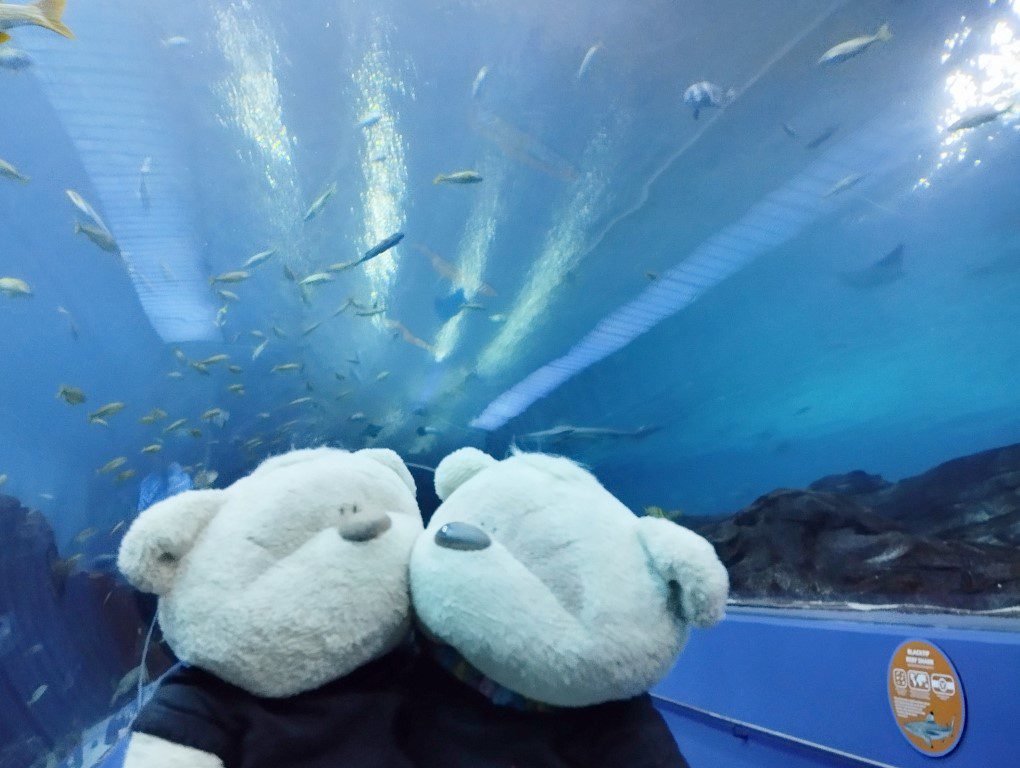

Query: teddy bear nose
[339,512,393,542]
[435,522,491,551]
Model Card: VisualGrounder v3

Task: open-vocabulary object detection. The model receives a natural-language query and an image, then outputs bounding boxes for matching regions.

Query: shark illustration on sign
[903,713,954,747]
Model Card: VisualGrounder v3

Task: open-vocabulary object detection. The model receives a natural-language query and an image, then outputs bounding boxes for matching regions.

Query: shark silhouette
[903,713,954,747]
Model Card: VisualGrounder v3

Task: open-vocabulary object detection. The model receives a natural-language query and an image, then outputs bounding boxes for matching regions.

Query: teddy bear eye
[157,552,177,564]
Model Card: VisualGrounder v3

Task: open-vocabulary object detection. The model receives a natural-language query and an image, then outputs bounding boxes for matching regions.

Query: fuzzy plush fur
[411,448,728,707]
[118,447,423,698]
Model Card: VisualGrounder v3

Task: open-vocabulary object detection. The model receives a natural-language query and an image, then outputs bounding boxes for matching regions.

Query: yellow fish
[26,684,48,707]
[201,408,224,421]
[139,408,167,425]
[190,361,210,375]
[0,473,6,485]
[244,248,276,269]
[199,354,229,366]
[271,363,302,373]
[299,273,333,287]
[0,157,29,183]
[141,443,163,454]
[89,402,124,423]
[56,385,85,405]
[98,457,127,474]
[58,553,83,570]
[228,384,245,394]
[643,505,684,522]
[228,364,242,374]
[167,371,184,380]
[209,270,249,285]
[74,526,97,543]
[0,276,32,297]
[163,418,187,433]
[74,221,119,254]
[115,469,136,484]
[0,0,73,44]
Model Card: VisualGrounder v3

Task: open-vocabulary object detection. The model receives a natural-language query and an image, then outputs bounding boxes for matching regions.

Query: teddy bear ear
[434,447,497,501]
[117,489,225,596]
[356,448,416,495]
[635,517,729,628]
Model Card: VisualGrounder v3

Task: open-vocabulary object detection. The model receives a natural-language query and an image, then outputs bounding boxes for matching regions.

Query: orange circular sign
[888,639,965,757]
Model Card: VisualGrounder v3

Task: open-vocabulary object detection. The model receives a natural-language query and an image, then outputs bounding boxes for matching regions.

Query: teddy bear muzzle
[337,507,393,542]
[434,521,491,551]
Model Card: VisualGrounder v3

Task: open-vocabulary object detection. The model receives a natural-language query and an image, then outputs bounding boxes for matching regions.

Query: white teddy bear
[116,447,423,768]
[404,447,729,767]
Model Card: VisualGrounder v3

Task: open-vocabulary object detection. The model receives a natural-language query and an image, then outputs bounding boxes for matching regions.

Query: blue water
[0,0,1018,765]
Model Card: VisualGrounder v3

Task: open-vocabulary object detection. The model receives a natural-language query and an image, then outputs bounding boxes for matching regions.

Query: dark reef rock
[808,470,891,496]
[0,494,172,768]
[692,443,1020,613]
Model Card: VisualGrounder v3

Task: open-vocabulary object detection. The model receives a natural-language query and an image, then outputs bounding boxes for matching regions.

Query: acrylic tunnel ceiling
[0,0,1018,528]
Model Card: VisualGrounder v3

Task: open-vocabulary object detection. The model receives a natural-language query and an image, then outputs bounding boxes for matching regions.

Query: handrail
[652,693,900,768]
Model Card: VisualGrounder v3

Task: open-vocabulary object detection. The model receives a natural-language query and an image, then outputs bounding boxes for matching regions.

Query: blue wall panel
[653,609,1020,768]
[658,700,869,768]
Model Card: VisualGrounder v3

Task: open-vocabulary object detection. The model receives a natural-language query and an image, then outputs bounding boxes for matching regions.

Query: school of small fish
[0,22,1014,767]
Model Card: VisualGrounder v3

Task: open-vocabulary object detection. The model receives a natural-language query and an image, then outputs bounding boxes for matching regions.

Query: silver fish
[0,156,28,183]
[576,43,602,80]
[471,65,488,99]
[74,221,119,254]
[434,171,483,185]
[26,684,48,706]
[66,189,109,232]
[521,425,660,445]
[303,182,337,222]
[244,248,276,269]
[947,103,1014,133]
[818,23,892,65]
[822,172,865,198]
[138,156,151,212]
[356,111,382,128]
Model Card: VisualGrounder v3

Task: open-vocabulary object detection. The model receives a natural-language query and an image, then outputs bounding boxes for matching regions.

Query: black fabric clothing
[396,653,690,768]
[132,650,416,768]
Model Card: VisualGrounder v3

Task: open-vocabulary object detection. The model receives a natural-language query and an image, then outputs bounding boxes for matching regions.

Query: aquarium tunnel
[1,0,1018,766]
